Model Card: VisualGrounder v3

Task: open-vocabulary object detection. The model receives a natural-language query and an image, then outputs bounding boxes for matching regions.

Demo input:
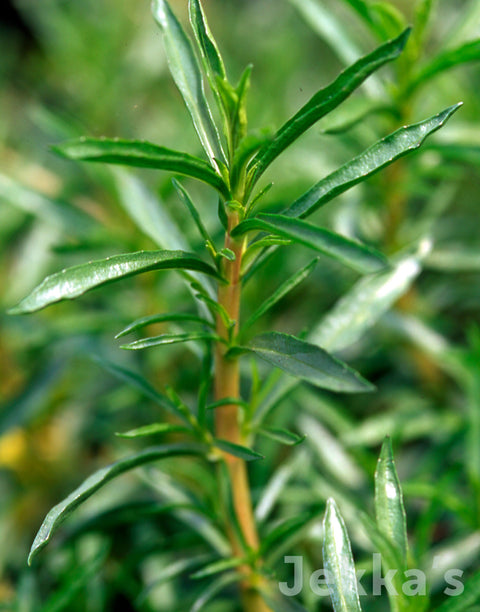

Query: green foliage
[2,0,479,610]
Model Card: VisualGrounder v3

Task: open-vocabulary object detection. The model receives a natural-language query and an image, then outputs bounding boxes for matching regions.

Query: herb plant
[5,0,479,610]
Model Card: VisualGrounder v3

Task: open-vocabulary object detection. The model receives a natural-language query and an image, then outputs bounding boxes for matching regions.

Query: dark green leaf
[115,312,214,339]
[9,250,221,314]
[152,0,226,168]
[285,104,462,218]
[214,439,264,461]
[375,437,408,567]
[121,331,219,350]
[116,423,189,438]
[247,28,410,186]
[247,332,374,393]
[323,498,363,612]
[234,214,388,274]
[54,138,229,197]
[172,179,214,245]
[241,259,317,335]
[257,427,305,446]
[28,444,204,564]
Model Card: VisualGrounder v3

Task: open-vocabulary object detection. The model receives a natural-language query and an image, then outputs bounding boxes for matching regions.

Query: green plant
[6,0,480,610]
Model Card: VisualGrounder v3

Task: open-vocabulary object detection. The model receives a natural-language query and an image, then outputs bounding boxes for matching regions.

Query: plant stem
[214,210,271,611]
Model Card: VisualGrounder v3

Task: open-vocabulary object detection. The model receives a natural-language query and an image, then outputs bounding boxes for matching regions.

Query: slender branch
[214,209,271,611]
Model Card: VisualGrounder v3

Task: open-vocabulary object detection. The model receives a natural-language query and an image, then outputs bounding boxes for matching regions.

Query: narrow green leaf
[412,0,437,50]
[323,498,363,612]
[190,572,240,612]
[121,331,219,350]
[172,179,214,245]
[285,104,462,218]
[92,357,189,424]
[218,248,235,261]
[116,423,189,438]
[409,38,480,94]
[234,214,388,274]
[54,138,229,197]
[28,444,204,564]
[152,0,226,168]
[9,250,221,315]
[309,239,432,352]
[214,439,264,461]
[374,439,412,612]
[247,332,374,393]
[257,427,306,446]
[191,557,245,580]
[241,259,317,335]
[188,0,226,80]
[247,28,411,186]
[375,438,408,567]
[230,64,252,151]
[435,570,480,611]
[116,312,214,339]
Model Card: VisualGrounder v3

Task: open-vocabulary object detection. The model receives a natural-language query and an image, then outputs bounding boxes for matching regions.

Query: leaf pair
[323,438,407,612]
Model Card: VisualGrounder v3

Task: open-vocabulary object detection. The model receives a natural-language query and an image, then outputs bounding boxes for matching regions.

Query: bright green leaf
[116,423,189,438]
[257,426,306,446]
[408,38,480,94]
[121,331,219,350]
[116,312,214,338]
[28,444,204,564]
[188,0,226,81]
[323,498,363,612]
[285,104,462,218]
[152,0,226,168]
[247,28,411,187]
[375,438,408,568]
[9,250,221,315]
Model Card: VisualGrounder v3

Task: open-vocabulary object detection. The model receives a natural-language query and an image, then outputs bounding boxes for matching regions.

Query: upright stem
[214,210,271,611]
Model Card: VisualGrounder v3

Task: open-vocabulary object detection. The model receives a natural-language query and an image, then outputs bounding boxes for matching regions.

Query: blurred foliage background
[1,0,480,610]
